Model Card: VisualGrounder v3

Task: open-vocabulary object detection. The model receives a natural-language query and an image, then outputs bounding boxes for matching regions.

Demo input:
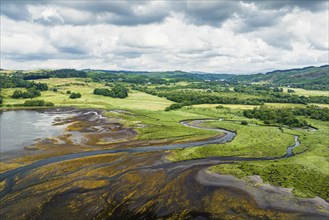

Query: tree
[69,92,81,99]
[109,84,128,98]
[12,89,41,99]
[93,84,129,98]
[12,90,23,98]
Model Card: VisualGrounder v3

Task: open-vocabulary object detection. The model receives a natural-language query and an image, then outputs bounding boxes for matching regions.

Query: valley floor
[0,78,329,219]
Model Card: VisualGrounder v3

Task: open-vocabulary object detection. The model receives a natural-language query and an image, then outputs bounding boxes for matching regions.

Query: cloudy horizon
[1,0,328,74]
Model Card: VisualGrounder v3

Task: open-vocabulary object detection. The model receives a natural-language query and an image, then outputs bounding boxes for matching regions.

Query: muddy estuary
[0,108,328,219]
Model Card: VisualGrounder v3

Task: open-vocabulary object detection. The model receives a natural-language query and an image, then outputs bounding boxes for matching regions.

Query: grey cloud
[0,1,31,21]
[1,1,328,72]
[66,1,171,25]
[1,52,52,61]
[265,38,293,51]
[181,1,241,27]
[57,47,88,55]
[1,1,327,28]
[116,51,142,59]
[0,0,171,26]
[310,41,329,51]
[252,0,328,12]
[34,15,64,26]
[179,1,327,28]
[234,6,288,33]
[255,30,295,50]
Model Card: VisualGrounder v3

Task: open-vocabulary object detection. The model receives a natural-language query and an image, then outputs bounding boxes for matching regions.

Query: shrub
[12,89,41,99]
[165,103,183,111]
[69,92,81,99]
[22,100,54,106]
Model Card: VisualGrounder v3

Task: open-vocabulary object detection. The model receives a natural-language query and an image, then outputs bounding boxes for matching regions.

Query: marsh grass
[209,118,329,199]
[105,109,218,141]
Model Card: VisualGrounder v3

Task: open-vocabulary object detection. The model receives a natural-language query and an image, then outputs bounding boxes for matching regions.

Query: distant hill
[234,65,329,90]
[2,65,328,90]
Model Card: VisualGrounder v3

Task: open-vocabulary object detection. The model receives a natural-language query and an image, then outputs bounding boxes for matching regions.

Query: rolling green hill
[235,65,329,90]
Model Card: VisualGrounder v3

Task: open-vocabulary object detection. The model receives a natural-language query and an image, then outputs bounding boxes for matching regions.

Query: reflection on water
[0,110,71,152]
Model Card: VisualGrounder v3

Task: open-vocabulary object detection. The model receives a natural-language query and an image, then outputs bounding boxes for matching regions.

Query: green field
[106,109,218,142]
[192,104,257,109]
[0,78,173,111]
[210,119,329,199]
[168,119,295,160]
[282,87,329,97]
[193,103,328,110]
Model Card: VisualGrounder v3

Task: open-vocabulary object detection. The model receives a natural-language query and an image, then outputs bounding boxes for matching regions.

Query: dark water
[0,110,70,152]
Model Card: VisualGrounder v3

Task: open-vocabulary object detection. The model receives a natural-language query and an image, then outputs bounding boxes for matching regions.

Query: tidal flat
[1,108,328,219]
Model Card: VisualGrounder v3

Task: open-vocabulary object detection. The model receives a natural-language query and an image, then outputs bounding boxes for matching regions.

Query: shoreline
[197,168,329,217]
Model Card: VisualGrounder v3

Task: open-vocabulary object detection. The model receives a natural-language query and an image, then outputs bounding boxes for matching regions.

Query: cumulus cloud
[0,0,328,73]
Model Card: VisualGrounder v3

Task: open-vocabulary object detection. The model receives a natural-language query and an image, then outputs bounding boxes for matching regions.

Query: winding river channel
[0,109,328,219]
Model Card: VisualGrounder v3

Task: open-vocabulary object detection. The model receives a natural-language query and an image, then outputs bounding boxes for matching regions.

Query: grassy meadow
[282,87,329,97]
[208,118,329,199]
[0,78,173,111]
[192,103,326,110]
[168,118,295,160]
[105,109,218,142]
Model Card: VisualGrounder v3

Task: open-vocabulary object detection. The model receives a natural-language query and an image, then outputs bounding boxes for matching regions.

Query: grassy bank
[209,118,329,199]
[105,109,218,142]
[168,120,295,160]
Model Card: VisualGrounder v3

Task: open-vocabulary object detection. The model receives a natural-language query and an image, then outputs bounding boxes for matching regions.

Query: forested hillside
[235,65,329,90]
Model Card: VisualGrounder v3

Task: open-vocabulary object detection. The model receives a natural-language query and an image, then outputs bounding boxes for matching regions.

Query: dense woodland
[136,86,329,109]
[243,106,329,127]
[234,65,329,90]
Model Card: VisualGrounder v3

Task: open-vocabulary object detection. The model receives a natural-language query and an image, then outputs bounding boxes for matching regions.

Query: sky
[1,0,328,74]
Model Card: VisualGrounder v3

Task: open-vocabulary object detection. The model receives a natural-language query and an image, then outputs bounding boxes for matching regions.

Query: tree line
[136,87,329,111]
[22,69,87,80]
[243,106,329,127]
[0,73,48,90]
